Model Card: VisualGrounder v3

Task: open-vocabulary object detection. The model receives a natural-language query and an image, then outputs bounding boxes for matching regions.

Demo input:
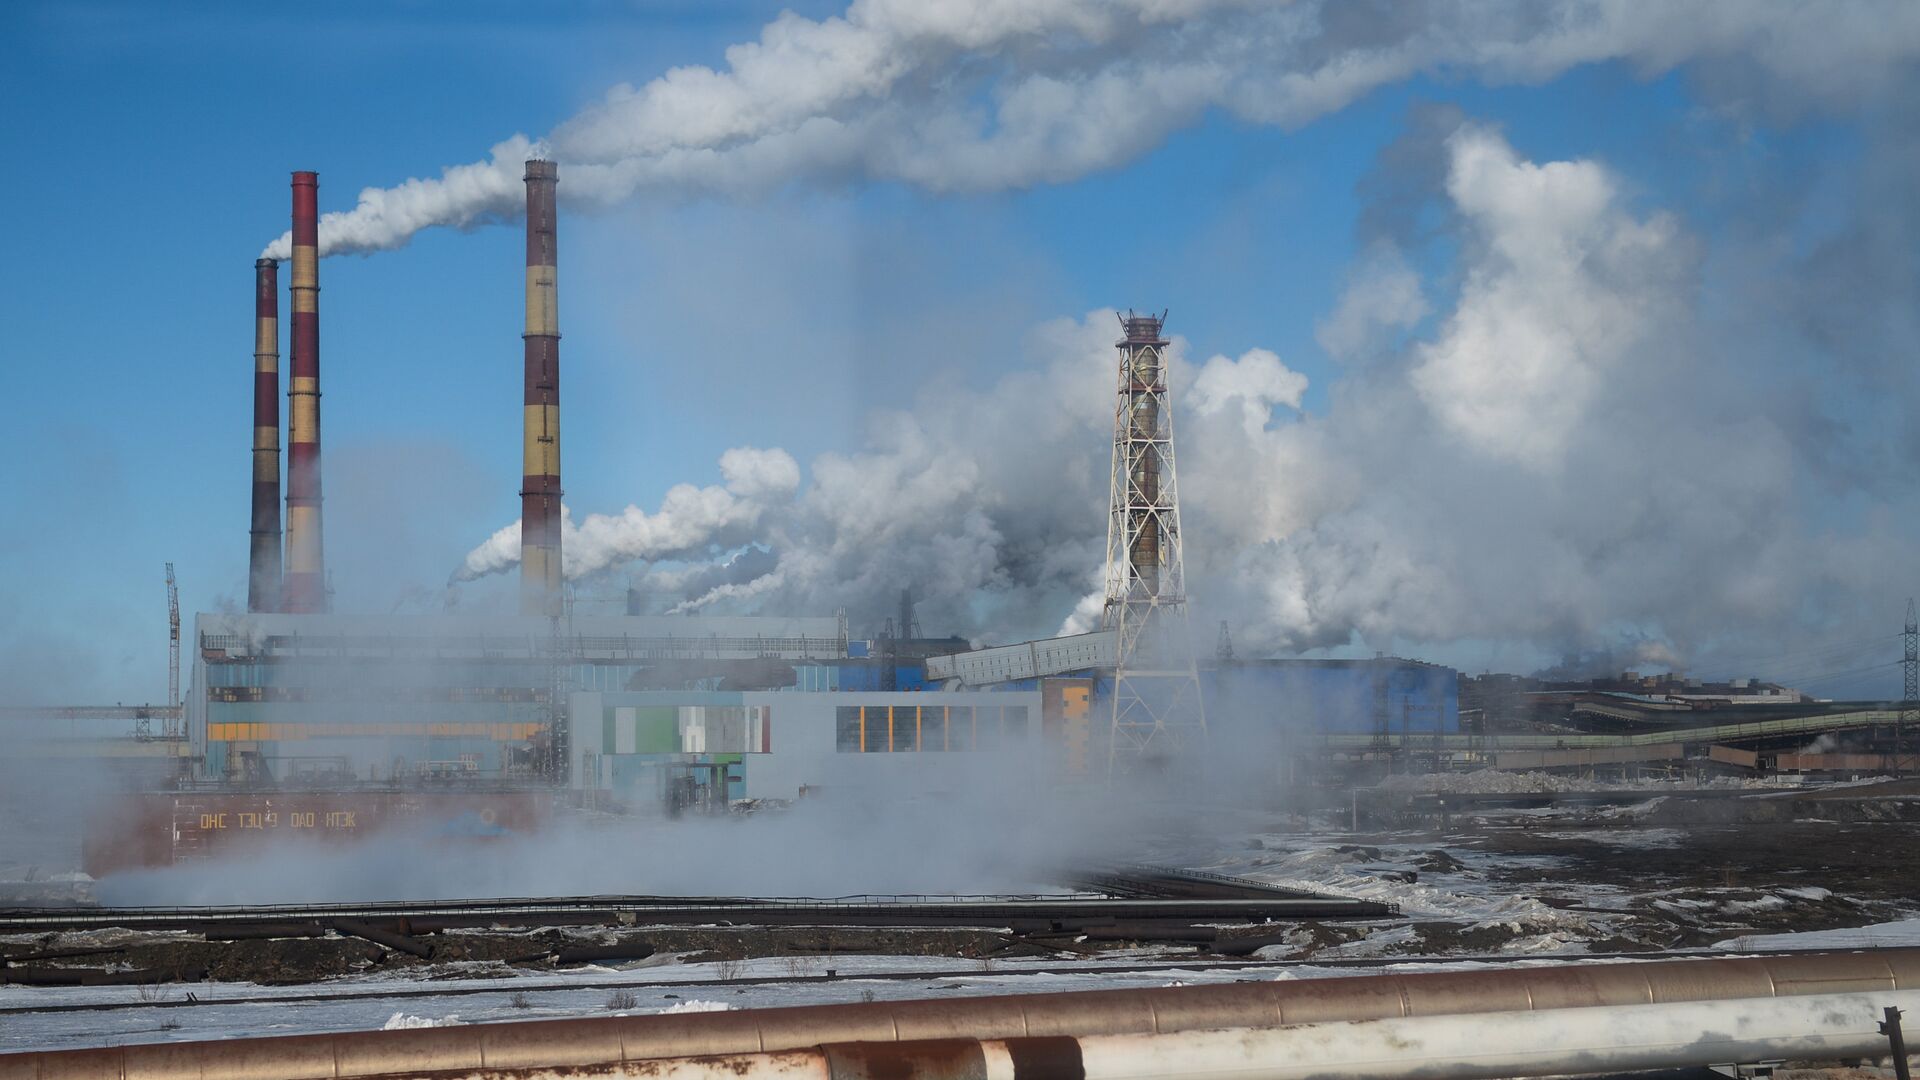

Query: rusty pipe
[282,171,326,613]
[520,158,563,616]
[5,948,1920,1079]
[247,258,282,613]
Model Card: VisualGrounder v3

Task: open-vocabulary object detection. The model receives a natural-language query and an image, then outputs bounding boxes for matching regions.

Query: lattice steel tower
[1903,598,1917,771]
[1102,311,1206,773]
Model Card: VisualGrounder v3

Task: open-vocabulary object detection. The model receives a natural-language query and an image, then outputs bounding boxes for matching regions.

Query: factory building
[1206,658,1460,737]
[567,689,1045,807]
[186,612,1049,802]
[186,609,1460,791]
[188,612,844,785]
[927,633,1460,740]
[171,158,1455,808]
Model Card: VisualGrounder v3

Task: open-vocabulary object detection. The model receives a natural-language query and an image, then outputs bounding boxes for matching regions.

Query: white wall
[568,690,1044,802]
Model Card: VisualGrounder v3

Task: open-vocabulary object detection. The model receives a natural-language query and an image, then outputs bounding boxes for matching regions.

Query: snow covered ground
[1188,830,1607,941]
[1714,918,1920,952]
[0,953,1453,1054]
[9,787,1919,1057]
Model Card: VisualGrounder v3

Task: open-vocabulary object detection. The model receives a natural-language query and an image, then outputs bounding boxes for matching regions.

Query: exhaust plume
[453,446,799,583]
[260,0,1920,259]
[453,112,1920,683]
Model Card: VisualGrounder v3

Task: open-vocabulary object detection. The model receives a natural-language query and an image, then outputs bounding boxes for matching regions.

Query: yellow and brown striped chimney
[283,171,327,613]
[520,160,563,615]
[247,258,282,612]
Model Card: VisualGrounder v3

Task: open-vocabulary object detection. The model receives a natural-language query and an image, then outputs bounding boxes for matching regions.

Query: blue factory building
[1203,658,1460,737]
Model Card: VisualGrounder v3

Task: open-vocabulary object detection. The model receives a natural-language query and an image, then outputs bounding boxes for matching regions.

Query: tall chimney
[283,171,327,613]
[247,258,283,612]
[520,159,563,616]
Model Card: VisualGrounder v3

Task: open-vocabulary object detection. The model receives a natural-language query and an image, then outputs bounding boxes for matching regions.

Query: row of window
[834,705,1029,753]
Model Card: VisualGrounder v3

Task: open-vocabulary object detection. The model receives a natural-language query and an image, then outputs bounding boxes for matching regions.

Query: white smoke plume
[451,446,798,583]
[455,113,1920,681]
[455,312,1118,632]
[1203,117,1918,666]
[261,0,1920,259]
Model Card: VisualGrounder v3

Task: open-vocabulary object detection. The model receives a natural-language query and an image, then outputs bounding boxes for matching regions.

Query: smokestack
[520,159,563,616]
[283,171,327,613]
[247,258,283,612]
[1121,313,1166,595]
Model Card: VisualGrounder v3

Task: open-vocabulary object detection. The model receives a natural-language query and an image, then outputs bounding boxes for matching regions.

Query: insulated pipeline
[433,990,1920,1080]
[5,948,1920,1080]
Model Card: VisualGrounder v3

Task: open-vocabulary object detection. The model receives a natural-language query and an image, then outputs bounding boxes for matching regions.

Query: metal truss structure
[1902,598,1917,775]
[1101,312,1206,773]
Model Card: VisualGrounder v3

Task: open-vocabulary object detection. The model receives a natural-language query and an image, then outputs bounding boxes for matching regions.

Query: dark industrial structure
[1101,311,1206,770]
[520,160,563,617]
[247,258,281,612]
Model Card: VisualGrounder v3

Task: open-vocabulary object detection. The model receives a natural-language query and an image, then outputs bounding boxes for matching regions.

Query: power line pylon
[1902,598,1917,776]
[164,563,181,739]
[1101,311,1206,774]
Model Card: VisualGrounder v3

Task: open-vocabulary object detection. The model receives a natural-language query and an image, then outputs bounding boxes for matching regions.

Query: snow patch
[382,1013,463,1029]
[655,1000,732,1014]
[1720,895,1788,916]
[1717,918,1920,952]
[1317,925,1420,958]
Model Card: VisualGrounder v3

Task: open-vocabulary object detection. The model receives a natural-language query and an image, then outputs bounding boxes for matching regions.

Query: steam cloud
[459,108,1920,677]
[261,0,1920,259]
[348,0,1920,681]
[94,752,1188,905]
[452,447,799,583]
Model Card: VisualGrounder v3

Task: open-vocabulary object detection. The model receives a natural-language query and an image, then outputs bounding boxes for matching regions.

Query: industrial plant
[8,159,1919,875]
[10,19,1920,1074]
[9,163,1472,850]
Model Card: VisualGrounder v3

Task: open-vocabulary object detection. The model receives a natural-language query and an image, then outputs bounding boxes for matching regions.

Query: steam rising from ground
[260,0,1920,259]
[96,755,1164,905]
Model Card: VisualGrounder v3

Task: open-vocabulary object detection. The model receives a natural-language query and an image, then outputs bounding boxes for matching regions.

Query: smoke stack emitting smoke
[247,258,282,613]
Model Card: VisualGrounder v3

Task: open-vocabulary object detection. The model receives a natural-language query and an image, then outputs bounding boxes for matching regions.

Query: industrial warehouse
[10,4,1920,1078]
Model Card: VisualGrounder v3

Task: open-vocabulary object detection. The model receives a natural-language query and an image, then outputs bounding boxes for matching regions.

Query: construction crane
[165,563,181,738]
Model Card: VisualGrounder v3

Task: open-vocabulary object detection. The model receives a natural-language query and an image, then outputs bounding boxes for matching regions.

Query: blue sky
[1,1,1912,702]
